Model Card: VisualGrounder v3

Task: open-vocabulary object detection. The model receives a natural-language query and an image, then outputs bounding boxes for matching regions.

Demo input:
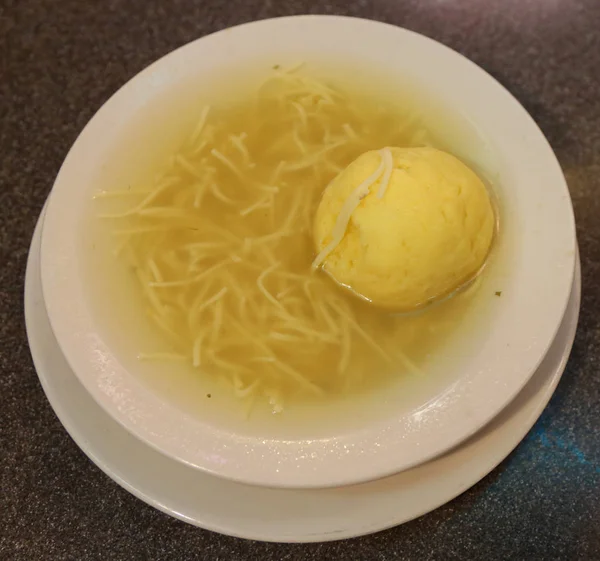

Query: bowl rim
[39,15,576,488]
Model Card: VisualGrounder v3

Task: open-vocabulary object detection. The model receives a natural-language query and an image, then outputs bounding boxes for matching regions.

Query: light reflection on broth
[93,64,492,416]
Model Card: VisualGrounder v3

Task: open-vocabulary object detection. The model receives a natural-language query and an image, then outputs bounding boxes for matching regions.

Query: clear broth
[86,62,502,435]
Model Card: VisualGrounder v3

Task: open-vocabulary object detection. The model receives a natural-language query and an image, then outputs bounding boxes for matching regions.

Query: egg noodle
[96,65,432,413]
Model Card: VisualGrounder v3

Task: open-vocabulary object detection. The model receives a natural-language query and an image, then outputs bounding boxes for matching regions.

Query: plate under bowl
[27,206,582,541]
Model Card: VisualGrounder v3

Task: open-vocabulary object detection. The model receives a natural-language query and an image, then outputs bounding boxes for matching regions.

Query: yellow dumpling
[313,147,495,311]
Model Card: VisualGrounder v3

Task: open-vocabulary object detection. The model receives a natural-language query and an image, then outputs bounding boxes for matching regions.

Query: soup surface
[92,63,499,419]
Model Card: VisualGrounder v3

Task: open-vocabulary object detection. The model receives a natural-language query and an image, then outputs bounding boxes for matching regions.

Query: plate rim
[26,207,582,542]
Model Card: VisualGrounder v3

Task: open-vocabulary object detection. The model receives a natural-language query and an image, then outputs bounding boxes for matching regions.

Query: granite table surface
[1,0,599,559]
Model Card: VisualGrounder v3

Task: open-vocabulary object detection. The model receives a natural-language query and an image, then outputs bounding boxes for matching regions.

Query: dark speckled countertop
[1,1,599,559]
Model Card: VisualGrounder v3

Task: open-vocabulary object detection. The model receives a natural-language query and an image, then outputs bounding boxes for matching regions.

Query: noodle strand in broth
[97,65,465,413]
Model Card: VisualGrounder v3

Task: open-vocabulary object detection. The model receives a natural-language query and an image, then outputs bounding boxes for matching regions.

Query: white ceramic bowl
[40,16,576,488]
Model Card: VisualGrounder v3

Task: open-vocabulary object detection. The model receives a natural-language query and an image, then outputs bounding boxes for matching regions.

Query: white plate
[27,209,581,542]
[39,16,577,487]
